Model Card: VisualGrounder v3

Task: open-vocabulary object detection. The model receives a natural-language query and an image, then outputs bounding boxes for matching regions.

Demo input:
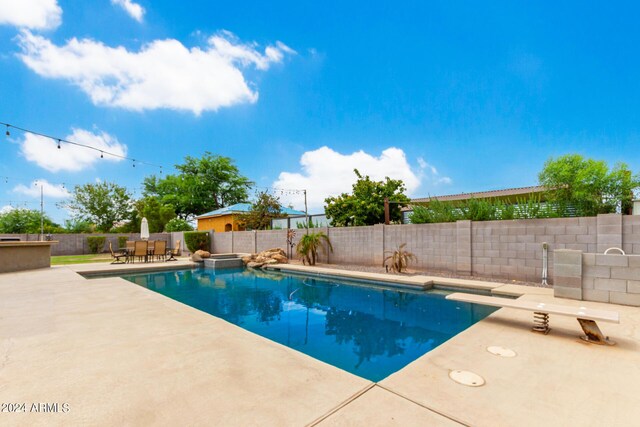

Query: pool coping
[2,261,637,425]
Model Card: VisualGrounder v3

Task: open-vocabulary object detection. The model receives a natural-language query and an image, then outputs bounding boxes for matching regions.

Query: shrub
[117,236,128,249]
[184,231,210,252]
[87,236,106,254]
[383,243,417,273]
[164,217,193,232]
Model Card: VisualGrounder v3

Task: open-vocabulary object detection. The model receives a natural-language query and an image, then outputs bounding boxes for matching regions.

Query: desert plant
[87,236,106,254]
[184,231,210,252]
[383,243,417,273]
[296,231,333,266]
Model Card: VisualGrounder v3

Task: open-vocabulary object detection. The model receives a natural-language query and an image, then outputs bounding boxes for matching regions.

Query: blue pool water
[121,268,496,382]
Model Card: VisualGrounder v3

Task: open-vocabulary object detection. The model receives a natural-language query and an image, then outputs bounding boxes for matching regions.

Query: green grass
[51,254,113,265]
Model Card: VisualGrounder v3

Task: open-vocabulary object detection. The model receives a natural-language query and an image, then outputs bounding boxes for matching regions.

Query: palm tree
[296,231,333,266]
[383,243,417,273]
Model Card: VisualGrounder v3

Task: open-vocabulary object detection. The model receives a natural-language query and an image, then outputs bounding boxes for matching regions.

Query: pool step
[203,257,244,270]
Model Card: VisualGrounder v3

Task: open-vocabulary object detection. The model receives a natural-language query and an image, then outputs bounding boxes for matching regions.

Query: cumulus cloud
[16,30,295,114]
[0,0,61,29]
[20,128,127,172]
[417,157,452,185]
[111,0,144,22]
[13,179,70,198]
[272,146,451,212]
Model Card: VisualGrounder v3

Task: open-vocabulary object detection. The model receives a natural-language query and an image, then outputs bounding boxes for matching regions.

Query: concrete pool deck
[1,263,639,426]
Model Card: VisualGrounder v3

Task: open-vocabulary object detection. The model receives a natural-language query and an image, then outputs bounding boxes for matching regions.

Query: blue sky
[1,1,639,223]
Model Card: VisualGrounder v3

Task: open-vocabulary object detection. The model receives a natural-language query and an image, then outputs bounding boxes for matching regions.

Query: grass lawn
[51,254,113,265]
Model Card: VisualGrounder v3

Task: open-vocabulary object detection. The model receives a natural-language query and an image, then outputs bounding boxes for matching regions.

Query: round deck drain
[449,370,485,387]
[487,346,517,358]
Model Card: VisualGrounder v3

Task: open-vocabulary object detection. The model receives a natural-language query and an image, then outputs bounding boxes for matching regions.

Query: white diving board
[446,292,619,345]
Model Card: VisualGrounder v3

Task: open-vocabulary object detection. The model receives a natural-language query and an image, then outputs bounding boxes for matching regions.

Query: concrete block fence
[210,214,640,283]
[554,249,640,306]
[0,233,172,256]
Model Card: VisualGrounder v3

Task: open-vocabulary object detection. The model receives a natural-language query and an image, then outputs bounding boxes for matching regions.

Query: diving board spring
[532,312,550,334]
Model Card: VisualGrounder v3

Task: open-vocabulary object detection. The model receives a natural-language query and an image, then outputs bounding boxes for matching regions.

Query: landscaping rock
[191,253,203,262]
[242,247,289,268]
[194,250,211,258]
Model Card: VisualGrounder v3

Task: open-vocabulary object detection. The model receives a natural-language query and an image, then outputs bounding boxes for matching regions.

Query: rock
[271,254,288,263]
[262,259,278,265]
[247,261,263,268]
[194,250,211,258]
[191,253,203,262]
[241,256,252,265]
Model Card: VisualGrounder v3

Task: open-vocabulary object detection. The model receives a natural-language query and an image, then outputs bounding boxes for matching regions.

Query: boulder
[191,253,203,262]
[271,254,288,264]
[247,261,263,268]
[194,250,211,258]
[243,247,288,268]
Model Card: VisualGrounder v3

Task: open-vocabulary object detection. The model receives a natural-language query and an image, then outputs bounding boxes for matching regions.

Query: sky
[1,0,639,223]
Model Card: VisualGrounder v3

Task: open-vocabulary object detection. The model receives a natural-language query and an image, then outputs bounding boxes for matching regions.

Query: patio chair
[126,240,135,252]
[108,241,128,264]
[132,240,148,263]
[153,240,167,262]
[166,239,181,261]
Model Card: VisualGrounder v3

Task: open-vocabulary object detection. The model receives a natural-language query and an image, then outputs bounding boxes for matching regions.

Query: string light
[0,121,165,172]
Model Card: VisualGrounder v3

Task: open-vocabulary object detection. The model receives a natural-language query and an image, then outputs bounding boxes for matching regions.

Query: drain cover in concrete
[487,346,517,357]
[449,370,485,387]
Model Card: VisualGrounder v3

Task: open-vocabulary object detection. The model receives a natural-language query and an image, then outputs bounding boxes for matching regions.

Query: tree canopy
[143,153,252,220]
[133,196,176,233]
[538,154,639,216]
[324,170,410,226]
[238,191,286,230]
[60,182,133,232]
[0,208,61,234]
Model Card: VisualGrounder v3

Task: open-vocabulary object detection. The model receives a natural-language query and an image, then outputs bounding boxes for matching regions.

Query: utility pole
[304,189,309,235]
[384,197,390,225]
[40,184,44,241]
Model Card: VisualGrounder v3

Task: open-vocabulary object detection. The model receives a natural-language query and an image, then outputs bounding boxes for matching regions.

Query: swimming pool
[120,267,496,382]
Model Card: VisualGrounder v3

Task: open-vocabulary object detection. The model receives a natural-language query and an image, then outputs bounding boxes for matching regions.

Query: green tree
[238,191,286,230]
[134,196,176,232]
[0,208,61,233]
[63,219,94,233]
[324,170,410,226]
[538,154,639,216]
[143,153,252,220]
[61,182,133,232]
[164,218,194,232]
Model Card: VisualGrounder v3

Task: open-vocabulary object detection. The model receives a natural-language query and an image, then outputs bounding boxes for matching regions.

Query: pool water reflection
[121,268,496,382]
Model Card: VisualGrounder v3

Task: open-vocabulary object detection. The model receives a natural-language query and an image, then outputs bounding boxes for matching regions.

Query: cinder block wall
[0,233,172,255]
[554,249,640,306]
[206,214,639,283]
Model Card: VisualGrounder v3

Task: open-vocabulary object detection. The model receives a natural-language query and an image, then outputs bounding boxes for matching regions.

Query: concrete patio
[1,263,639,426]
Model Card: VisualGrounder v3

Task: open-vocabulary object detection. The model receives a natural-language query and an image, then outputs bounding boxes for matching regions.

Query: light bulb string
[1,121,164,171]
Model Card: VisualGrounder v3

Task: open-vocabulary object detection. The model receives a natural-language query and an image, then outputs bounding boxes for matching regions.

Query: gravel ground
[288,260,551,288]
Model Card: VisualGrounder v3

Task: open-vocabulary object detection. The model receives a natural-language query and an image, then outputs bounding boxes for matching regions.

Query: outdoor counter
[0,241,58,273]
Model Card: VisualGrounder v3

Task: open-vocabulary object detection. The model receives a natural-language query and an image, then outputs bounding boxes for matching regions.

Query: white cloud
[0,0,61,30]
[111,0,144,22]
[20,128,127,172]
[417,156,452,185]
[13,179,70,198]
[272,146,448,212]
[17,30,295,114]
[0,205,13,214]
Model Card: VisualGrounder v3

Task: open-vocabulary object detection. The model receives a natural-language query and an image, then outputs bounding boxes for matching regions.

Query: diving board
[446,292,619,345]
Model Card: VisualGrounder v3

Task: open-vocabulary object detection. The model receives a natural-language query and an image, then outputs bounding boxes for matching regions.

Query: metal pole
[304,189,309,235]
[40,184,44,241]
[384,197,390,225]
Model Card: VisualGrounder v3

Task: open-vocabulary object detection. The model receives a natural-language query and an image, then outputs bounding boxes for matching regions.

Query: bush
[118,236,128,249]
[184,231,210,252]
[165,218,194,232]
[87,236,106,254]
